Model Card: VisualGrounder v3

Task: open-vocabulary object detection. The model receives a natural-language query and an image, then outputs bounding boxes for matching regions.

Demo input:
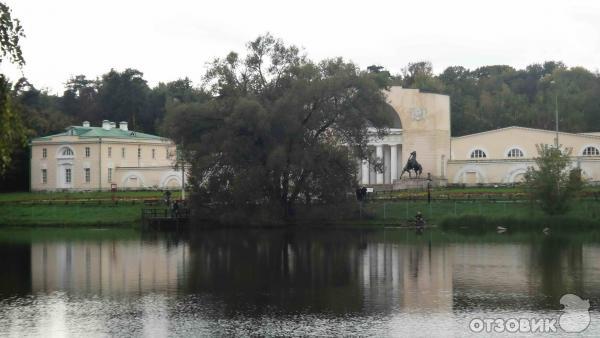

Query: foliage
[524,144,583,215]
[390,60,600,136]
[0,75,25,175]
[164,34,392,223]
[0,2,24,66]
[0,2,25,176]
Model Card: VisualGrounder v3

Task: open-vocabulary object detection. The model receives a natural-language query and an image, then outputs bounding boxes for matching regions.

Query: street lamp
[550,80,559,147]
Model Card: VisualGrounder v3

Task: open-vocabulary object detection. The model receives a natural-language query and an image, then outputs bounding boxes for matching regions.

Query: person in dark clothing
[415,211,425,228]
[172,200,180,218]
[164,190,172,206]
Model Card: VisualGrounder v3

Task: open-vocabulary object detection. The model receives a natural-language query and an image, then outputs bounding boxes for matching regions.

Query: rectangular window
[65,168,72,184]
[85,147,90,157]
[85,168,90,183]
[108,168,112,183]
[42,148,47,158]
[108,147,112,158]
[122,148,126,158]
[138,147,141,159]
[152,149,155,159]
[42,169,47,184]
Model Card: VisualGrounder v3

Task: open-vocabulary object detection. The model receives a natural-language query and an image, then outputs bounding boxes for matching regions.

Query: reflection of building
[358,87,600,186]
[30,241,188,294]
[360,242,453,312]
[30,120,184,191]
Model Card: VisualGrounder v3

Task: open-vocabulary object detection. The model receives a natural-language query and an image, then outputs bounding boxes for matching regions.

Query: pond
[1,227,599,336]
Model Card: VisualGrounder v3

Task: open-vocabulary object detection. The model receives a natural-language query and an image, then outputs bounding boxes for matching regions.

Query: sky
[1,0,599,94]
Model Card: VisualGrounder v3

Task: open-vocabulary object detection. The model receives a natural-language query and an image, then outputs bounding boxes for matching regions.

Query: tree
[0,2,25,175]
[524,144,583,215]
[97,68,149,131]
[164,34,392,223]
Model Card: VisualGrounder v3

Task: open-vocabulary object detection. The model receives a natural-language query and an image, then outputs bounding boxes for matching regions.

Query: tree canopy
[163,34,392,223]
[524,144,583,215]
[0,2,25,175]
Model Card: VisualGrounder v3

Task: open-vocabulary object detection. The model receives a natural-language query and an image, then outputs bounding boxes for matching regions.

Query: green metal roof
[33,126,167,142]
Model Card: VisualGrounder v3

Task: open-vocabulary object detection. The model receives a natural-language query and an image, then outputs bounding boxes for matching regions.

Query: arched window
[57,146,75,158]
[583,146,600,156]
[507,148,524,158]
[470,149,487,159]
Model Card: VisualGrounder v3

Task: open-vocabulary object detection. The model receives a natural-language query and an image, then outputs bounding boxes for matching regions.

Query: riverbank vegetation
[0,204,144,227]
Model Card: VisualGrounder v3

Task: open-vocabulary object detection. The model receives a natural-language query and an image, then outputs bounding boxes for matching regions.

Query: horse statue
[400,151,423,178]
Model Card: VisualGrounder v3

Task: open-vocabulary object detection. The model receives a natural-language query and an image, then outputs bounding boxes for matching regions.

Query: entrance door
[57,164,73,189]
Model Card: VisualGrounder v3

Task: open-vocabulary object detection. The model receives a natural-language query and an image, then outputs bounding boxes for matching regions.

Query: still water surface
[1,228,600,336]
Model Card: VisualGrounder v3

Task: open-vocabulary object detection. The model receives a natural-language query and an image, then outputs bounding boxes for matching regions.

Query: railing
[141,207,191,220]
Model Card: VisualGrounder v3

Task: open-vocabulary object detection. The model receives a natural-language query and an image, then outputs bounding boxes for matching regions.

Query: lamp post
[427,172,432,204]
[550,80,559,147]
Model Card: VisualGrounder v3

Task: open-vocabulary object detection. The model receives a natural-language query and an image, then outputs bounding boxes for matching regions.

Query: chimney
[83,121,90,127]
[119,121,128,131]
[110,121,116,129]
[102,120,110,130]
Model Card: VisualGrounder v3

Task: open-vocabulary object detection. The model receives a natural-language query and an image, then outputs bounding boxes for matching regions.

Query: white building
[30,120,184,191]
[360,86,600,186]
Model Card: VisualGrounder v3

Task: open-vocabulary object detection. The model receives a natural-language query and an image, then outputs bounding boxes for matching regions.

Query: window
[85,147,90,157]
[470,149,487,159]
[42,169,47,184]
[108,147,112,158]
[84,168,90,183]
[108,168,112,183]
[152,149,155,159]
[42,148,47,158]
[138,147,141,159]
[583,146,600,156]
[507,148,524,158]
[62,148,74,156]
[65,168,72,184]
[122,147,126,158]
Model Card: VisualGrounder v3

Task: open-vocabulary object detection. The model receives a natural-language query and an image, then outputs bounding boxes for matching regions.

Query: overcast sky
[1,0,599,93]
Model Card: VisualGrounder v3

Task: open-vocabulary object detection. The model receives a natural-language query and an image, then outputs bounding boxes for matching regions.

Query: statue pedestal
[393,177,447,190]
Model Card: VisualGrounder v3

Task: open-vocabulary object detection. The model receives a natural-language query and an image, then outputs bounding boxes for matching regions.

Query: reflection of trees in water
[452,234,591,312]
[185,230,453,316]
[531,236,584,310]
[185,230,368,315]
[0,243,31,297]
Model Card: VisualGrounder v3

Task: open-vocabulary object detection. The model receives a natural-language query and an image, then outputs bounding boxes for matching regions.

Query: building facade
[30,120,184,191]
[359,87,600,186]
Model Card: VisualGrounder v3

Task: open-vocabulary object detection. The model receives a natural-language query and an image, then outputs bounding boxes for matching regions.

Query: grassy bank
[357,199,600,228]
[0,204,146,227]
[0,190,181,203]
[2,189,600,228]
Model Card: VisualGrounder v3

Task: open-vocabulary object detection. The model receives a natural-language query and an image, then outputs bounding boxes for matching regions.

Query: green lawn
[360,199,600,226]
[370,185,600,200]
[0,204,146,226]
[0,190,181,203]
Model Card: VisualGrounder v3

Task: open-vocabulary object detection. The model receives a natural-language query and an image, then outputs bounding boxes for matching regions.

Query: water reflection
[1,229,600,335]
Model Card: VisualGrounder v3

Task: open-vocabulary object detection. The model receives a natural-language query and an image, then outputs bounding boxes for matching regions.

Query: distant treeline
[385,61,600,136]
[1,61,599,191]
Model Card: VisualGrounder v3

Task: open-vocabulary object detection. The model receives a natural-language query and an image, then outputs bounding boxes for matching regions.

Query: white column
[361,160,369,185]
[390,144,398,182]
[376,145,383,184]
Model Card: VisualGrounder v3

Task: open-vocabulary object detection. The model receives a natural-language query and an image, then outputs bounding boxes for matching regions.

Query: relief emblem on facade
[410,107,426,121]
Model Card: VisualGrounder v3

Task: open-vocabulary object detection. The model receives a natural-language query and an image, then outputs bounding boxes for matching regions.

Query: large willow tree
[163,34,391,223]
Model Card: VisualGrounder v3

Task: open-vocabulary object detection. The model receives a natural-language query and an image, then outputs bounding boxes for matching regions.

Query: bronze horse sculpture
[400,151,423,178]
